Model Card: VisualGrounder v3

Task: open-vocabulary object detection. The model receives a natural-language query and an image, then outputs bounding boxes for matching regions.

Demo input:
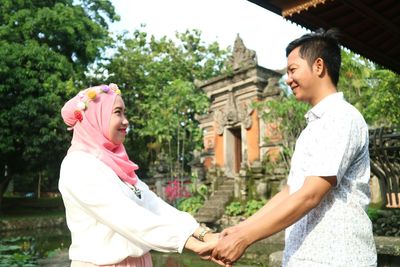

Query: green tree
[339,50,400,126]
[254,88,309,172]
[97,28,230,177]
[0,0,118,210]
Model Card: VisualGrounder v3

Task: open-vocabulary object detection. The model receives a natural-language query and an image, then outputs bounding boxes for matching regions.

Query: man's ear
[313,58,325,76]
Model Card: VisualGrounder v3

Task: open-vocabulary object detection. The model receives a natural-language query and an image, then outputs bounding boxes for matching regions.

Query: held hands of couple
[211,225,250,266]
[185,225,250,266]
[184,227,224,263]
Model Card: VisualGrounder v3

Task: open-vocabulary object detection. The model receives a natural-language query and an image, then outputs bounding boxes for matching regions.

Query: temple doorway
[226,127,242,175]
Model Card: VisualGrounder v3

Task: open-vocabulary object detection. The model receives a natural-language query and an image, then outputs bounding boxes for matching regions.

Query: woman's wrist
[193,226,211,241]
[184,236,206,253]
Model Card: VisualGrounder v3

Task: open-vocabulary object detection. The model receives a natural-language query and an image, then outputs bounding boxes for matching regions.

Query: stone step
[213,189,233,194]
[208,194,231,201]
[194,178,235,223]
[197,206,225,214]
[216,185,234,191]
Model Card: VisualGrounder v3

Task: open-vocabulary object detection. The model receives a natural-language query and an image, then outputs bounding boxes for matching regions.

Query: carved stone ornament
[228,34,257,70]
[263,77,281,97]
[214,110,226,135]
[238,103,254,129]
[214,92,254,135]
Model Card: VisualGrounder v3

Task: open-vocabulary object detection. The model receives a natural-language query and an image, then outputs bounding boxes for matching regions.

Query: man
[211,28,377,266]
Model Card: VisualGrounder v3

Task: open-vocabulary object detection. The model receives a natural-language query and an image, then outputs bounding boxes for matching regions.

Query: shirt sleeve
[59,153,198,253]
[137,179,200,230]
[304,114,363,185]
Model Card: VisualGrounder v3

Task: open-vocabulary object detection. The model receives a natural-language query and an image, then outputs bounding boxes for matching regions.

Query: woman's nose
[122,116,129,126]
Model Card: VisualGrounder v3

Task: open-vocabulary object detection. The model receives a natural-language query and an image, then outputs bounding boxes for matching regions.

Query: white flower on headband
[76,101,86,111]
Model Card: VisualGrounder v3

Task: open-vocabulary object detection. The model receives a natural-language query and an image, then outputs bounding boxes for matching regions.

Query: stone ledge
[268,236,400,267]
[0,216,66,232]
[37,250,70,267]
[374,236,400,256]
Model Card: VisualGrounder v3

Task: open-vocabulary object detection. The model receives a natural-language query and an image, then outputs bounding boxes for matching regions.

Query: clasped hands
[188,225,249,266]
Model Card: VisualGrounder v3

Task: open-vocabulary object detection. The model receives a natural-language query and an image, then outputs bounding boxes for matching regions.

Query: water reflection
[0,225,70,258]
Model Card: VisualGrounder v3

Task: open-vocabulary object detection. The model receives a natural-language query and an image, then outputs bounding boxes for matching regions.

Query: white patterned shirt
[283,93,377,267]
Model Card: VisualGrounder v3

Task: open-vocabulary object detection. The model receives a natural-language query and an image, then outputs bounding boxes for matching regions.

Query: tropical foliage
[176,176,209,214]
[0,1,230,211]
[94,28,230,176]
[339,50,400,126]
[225,199,267,217]
[0,0,118,209]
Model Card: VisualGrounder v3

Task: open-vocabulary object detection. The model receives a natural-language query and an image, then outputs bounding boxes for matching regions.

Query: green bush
[177,195,205,215]
[244,199,267,217]
[367,206,379,221]
[225,199,267,217]
[225,201,245,216]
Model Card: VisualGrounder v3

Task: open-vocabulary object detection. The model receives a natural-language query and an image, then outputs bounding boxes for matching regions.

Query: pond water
[0,226,258,267]
[0,227,400,267]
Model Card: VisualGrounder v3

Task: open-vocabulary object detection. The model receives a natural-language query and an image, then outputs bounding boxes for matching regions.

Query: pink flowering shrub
[164,179,191,204]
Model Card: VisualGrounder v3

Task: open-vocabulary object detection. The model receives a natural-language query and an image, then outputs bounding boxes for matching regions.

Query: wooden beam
[339,0,400,36]
[290,12,399,71]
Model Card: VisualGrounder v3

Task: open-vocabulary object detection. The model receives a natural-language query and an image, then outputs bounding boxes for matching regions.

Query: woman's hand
[184,236,225,266]
[184,236,214,257]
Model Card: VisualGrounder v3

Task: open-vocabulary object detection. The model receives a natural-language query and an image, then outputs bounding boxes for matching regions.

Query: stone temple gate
[196,35,283,178]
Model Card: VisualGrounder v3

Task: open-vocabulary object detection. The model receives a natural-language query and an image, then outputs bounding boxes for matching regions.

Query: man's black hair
[286,28,341,86]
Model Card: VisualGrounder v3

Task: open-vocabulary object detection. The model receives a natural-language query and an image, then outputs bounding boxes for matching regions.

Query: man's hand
[211,226,250,265]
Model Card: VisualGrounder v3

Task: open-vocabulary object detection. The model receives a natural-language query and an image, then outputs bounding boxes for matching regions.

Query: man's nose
[285,75,292,86]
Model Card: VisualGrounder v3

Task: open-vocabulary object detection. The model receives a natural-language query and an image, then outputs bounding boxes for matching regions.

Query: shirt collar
[305,92,344,123]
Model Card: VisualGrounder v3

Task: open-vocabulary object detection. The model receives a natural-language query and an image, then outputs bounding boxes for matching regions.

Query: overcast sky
[109,0,309,71]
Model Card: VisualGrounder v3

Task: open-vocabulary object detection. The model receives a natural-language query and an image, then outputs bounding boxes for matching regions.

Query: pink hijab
[61,84,138,185]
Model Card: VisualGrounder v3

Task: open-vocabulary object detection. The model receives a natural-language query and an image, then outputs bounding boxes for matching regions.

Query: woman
[59,83,217,267]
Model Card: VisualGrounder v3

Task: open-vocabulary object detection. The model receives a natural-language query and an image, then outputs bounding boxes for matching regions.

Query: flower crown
[74,83,121,122]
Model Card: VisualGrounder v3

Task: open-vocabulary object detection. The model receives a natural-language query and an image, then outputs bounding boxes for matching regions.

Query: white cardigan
[59,151,199,265]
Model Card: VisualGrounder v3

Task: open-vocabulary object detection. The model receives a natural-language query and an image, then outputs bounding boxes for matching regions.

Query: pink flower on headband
[109,83,118,92]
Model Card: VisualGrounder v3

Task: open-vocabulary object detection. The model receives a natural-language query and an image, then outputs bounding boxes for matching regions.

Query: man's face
[286,47,316,104]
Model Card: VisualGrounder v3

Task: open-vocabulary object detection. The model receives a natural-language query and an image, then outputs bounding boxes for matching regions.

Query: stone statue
[228,34,257,70]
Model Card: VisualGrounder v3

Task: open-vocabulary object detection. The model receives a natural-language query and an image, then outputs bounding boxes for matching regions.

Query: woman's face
[109,95,129,145]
